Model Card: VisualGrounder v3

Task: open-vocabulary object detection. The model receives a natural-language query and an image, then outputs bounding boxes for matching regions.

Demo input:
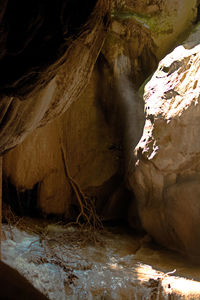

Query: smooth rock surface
[3,68,121,217]
[0,261,48,300]
[3,55,145,218]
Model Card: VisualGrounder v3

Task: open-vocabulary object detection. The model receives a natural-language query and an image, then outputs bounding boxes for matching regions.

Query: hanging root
[60,143,103,232]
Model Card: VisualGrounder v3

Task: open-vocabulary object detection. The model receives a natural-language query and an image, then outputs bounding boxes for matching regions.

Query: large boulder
[129,24,200,258]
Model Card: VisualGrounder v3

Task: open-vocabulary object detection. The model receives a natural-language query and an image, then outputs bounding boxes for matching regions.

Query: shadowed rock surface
[0,0,98,98]
[0,0,111,154]
[0,260,48,299]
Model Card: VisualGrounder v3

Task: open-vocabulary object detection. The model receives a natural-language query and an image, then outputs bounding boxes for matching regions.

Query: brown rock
[0,0,111,155]
[3,118,72,216]
[3,0,197,222]
[0,261,48,299]
[3,67,120,217]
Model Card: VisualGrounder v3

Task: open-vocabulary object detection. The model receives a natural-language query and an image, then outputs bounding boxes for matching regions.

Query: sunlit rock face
[0,0,111,154]
[129,25,200,258]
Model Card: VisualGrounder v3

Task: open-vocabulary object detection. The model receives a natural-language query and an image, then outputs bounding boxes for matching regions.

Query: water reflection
[2,221,200,299]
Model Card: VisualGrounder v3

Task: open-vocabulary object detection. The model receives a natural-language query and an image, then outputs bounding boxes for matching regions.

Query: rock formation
[2,0,200,258]
[0,0,111,154]
[0,260,48,299]
[129,23,200,259]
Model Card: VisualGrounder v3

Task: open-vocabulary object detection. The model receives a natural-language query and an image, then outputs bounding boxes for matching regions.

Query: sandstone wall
[129,24,200,258]
[3,0,200,242]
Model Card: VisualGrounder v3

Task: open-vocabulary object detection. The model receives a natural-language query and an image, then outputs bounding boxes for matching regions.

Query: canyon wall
[2,0,200,257]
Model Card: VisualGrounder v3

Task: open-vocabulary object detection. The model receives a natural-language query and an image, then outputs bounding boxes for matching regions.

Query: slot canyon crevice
[1,0,200,299]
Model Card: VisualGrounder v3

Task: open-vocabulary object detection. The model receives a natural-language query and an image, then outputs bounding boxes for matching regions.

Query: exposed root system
[60,143,103,238]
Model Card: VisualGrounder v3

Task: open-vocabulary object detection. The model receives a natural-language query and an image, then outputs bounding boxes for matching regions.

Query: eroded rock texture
[112,0,197,59]
[3,0,155,218]
[129,25,200,258]
[0,0,101,98]
[0,0,111,154]
[3,68,120,217]
[2,0,200,244]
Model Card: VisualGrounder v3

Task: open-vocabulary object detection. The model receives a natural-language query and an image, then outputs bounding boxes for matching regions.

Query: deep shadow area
[0,0,98,98]
[3,176,40,217]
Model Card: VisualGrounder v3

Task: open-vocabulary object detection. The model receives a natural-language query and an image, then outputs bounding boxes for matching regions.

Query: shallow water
[2,220,200,300]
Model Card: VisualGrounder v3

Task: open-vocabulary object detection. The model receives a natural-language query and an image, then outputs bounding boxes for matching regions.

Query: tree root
[60,143,103,232]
